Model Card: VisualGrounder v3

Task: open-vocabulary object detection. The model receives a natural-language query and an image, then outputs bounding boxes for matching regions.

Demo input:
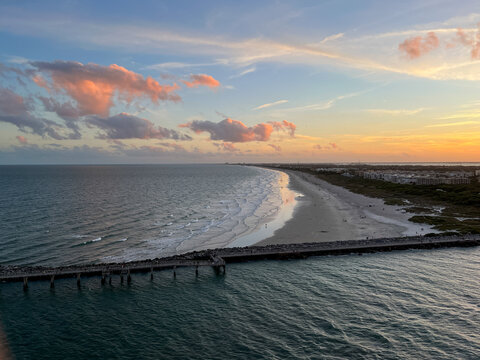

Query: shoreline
[257,168,438,246]
[227,168,299,248]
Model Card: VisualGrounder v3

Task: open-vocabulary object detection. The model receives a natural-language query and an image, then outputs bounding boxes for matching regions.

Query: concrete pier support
[76,273,81,288]
[23,277,28,291]
[101,273,106,286]
[50,275,55,289]
[195,265,199,277]
[150,267,154,280]
[173,266,176,278]
[127,269,131,284]
[109,274,112,285]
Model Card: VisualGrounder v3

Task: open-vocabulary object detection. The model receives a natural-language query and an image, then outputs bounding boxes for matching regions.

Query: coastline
[227,168,299,248]
[257,168,438,246]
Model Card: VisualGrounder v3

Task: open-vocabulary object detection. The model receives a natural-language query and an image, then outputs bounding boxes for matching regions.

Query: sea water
[0,248,479,359]
[0,165,290,266]
[1,165,480,359]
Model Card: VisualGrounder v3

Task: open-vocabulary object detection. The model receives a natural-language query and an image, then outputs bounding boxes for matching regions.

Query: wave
[71,237,103,247]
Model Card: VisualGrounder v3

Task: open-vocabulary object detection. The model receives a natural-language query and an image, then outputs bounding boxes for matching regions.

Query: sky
[1,0,480,164]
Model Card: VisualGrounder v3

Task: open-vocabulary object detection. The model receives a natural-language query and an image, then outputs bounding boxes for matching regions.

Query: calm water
[0,165,285,266]
[1,165,480,359]
[1,248,479,359]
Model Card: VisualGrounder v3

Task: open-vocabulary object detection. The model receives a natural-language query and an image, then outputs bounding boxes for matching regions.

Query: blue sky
[1,0,480,163]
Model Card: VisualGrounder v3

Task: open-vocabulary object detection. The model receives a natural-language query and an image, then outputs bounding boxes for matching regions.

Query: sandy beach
[258,169,438,246]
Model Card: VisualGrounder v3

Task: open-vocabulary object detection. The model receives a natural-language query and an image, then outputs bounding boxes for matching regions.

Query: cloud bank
[180,118,296,142]
[0,87,71,139]
[31,60,181,117]
[86,113,192,140]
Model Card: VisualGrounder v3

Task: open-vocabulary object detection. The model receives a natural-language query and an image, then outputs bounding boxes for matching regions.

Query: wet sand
[258,169,438,246]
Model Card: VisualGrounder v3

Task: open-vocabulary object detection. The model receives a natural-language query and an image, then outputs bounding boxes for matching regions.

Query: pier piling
[50,275,55,289]
[23,277,28,291]
[101,272,106,286]
[76,273,81,288]
[127,269,131,284]
[195,265,199,277]
[173,266,176,278]
[150,267,153,280]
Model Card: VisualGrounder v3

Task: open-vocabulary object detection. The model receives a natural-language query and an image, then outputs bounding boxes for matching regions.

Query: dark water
[1,165,480,359]
[1,248,480,359]
[0,165,282,265]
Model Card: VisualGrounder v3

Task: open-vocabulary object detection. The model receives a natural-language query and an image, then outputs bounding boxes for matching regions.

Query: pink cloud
[454,27,480,59]
[31,61,181,117]
[180,118,273,142]
[314,143,339,150]
[16,135,28,144]
[32,75,50,91]
[399,32,439,59]
[270,120,296,137]
[182,74,220,89]
[180,118,297,143]
[456,28,472,46]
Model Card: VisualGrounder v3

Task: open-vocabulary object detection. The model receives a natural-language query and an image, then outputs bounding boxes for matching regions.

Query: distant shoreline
[255,167,438,246]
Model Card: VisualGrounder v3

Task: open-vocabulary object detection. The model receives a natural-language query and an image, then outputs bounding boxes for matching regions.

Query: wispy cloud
[145,60,225,70]
[282,91,365,112]
[437,112,480,120]
[4,10,480,80]
[318,33,344,44]
[0,10,421,77]
[426,120,480,127]
[229,67,256,79]
[366,108,425,116]
[253,99,288,110]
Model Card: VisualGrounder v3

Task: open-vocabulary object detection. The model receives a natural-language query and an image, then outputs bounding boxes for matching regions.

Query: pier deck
[1,234,479,286]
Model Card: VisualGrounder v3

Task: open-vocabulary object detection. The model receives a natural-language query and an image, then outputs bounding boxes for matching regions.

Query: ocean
[1,248,479,359]
[0,165,289,266]
[1,165,479,359]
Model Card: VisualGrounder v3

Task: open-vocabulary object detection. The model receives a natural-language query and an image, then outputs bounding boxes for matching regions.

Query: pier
[1,234,479,288]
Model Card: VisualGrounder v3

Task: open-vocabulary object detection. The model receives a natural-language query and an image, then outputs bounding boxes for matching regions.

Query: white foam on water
[101,166,300,262]
[174,168,299,253]
[81,237,103,245]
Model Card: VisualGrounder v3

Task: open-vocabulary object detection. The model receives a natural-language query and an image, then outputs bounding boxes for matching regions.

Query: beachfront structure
[356,170,474,185]
[315,167,476,185]
[2,235,480,290]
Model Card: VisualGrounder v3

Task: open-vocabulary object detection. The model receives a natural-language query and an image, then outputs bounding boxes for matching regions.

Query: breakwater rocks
[1,234,479,285]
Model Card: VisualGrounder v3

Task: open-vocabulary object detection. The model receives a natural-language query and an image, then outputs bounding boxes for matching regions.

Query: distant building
[315,167,476,186]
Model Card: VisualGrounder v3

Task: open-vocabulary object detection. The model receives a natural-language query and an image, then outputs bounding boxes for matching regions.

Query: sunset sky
[1,0,480,164]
